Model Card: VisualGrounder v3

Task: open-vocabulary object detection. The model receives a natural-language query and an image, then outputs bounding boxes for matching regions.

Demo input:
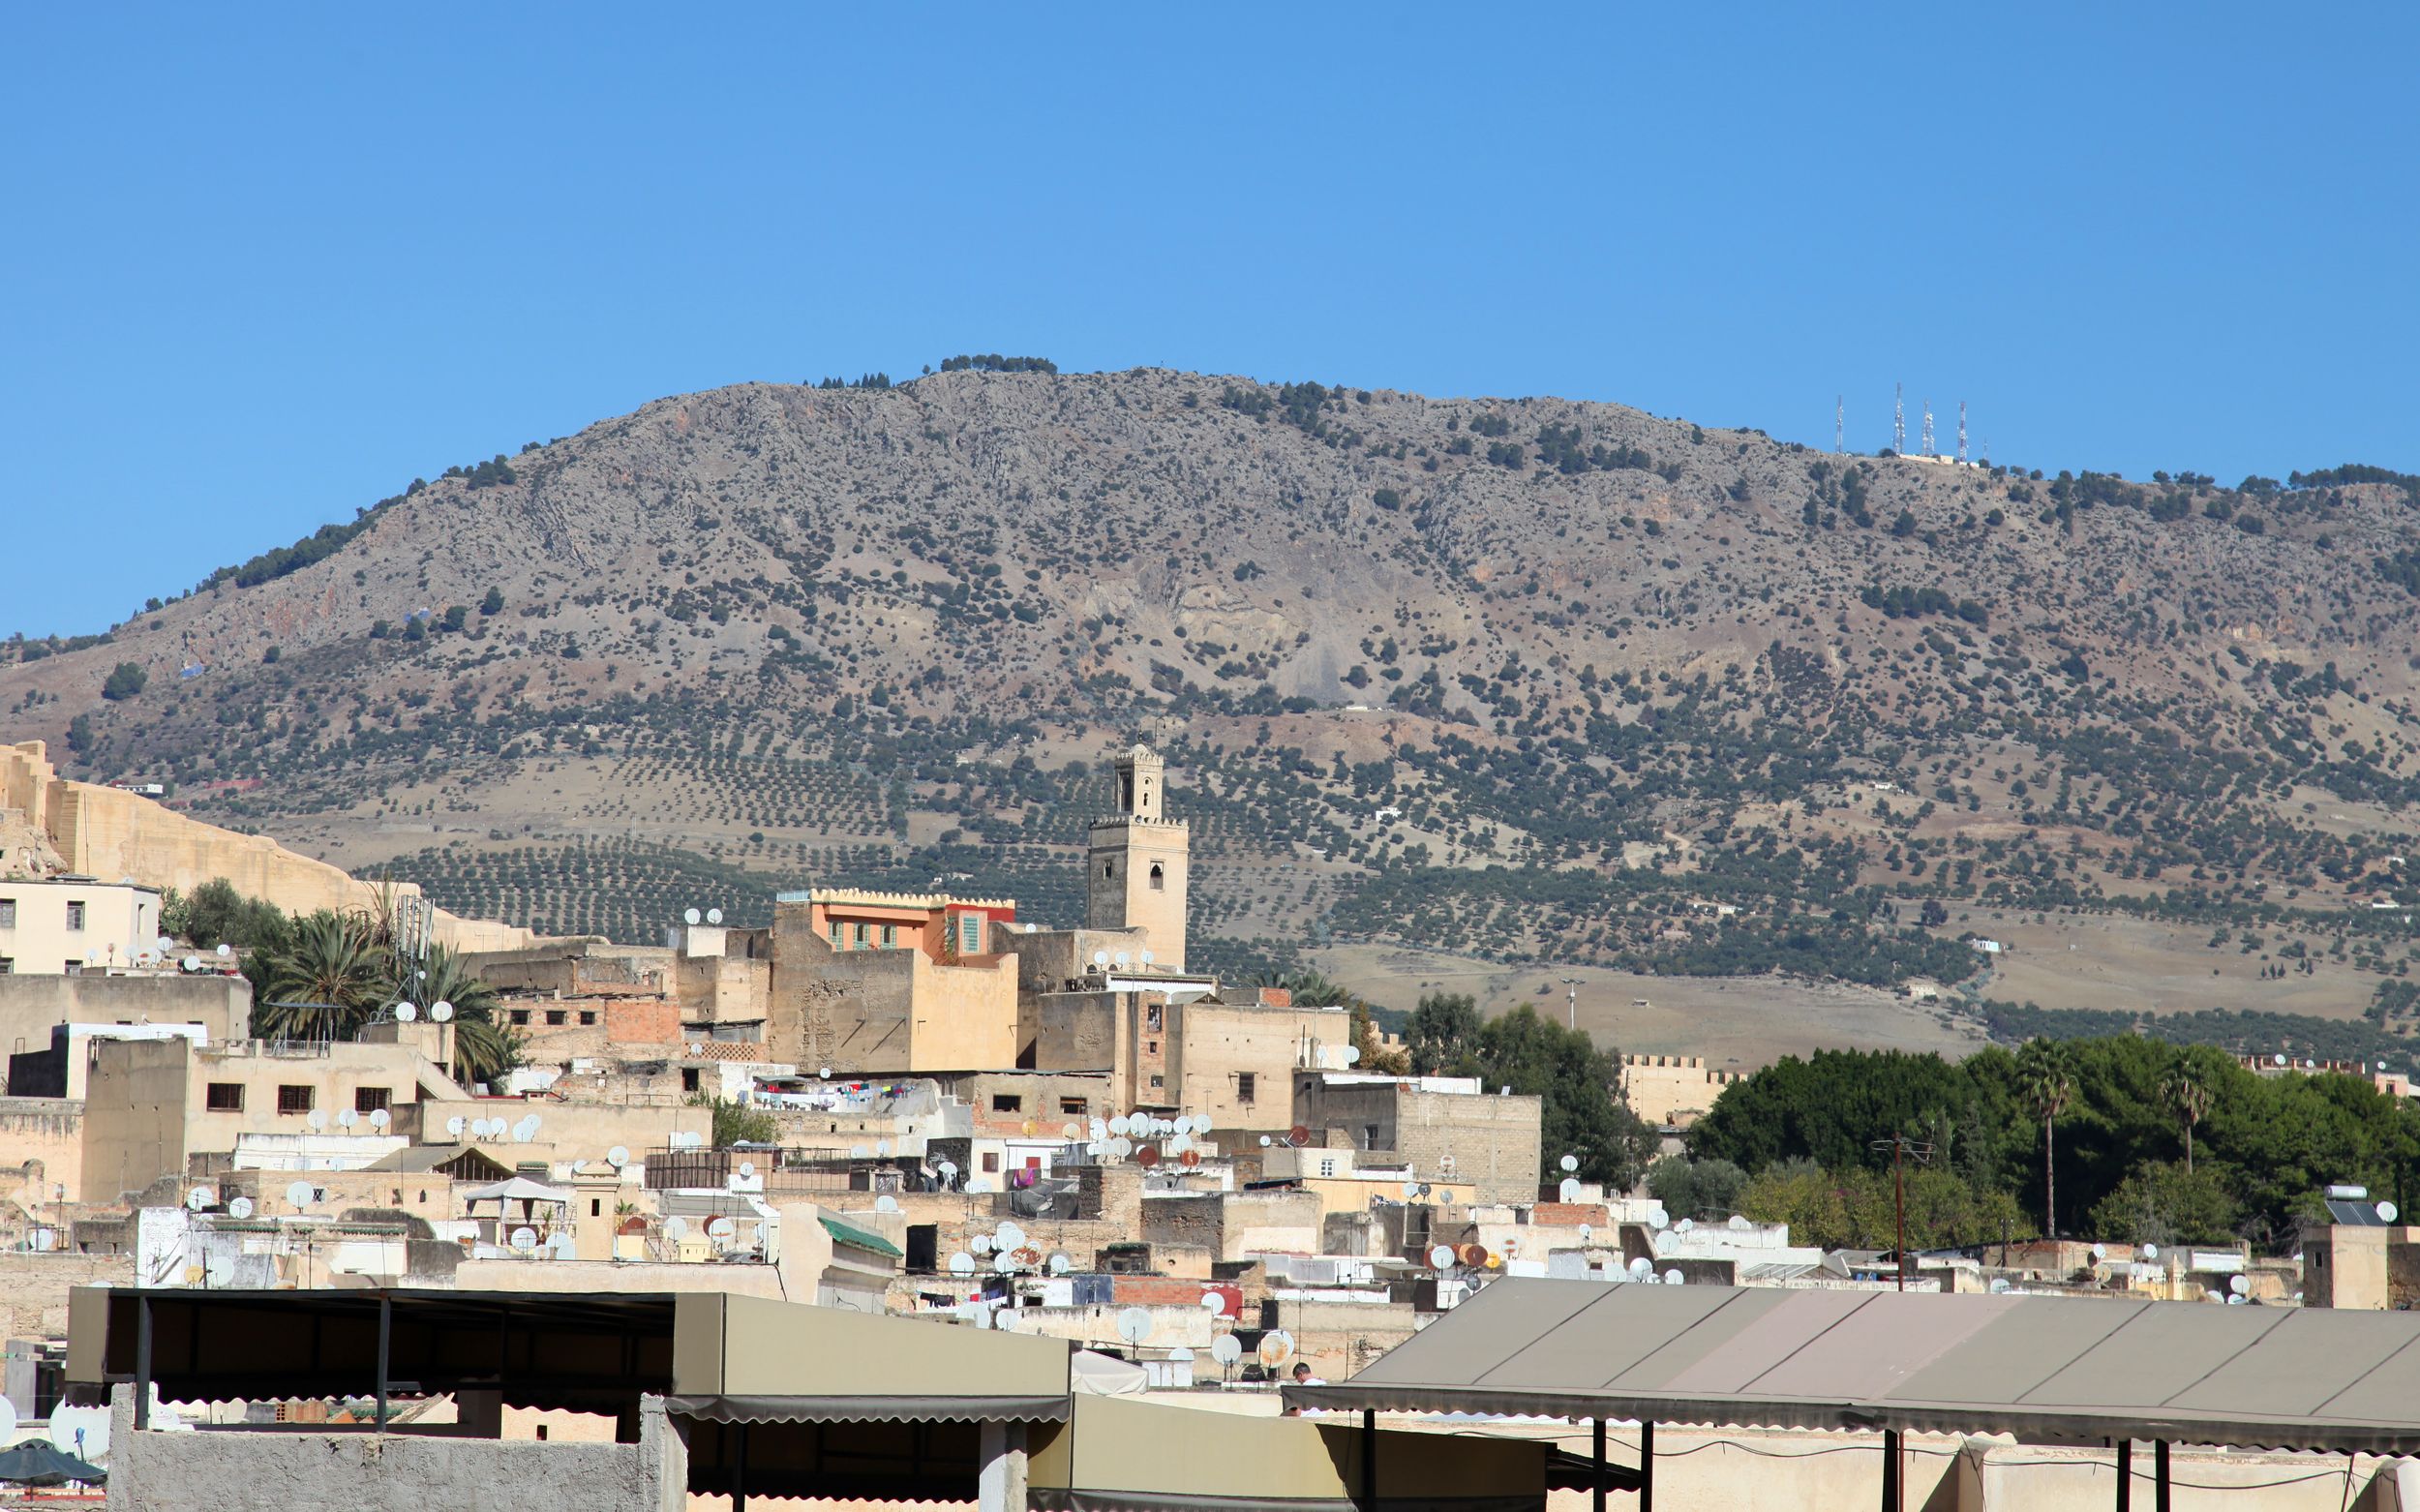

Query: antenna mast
[1892,383,1905,456]
[1920,398,1935,458]
[1957,401,1969,464]
[1835,395,1844,454]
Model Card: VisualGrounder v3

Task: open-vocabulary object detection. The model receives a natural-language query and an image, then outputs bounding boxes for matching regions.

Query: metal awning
[1284,1280,2420,1454]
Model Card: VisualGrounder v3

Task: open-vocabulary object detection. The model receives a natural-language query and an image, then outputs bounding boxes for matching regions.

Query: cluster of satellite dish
[393,998,454,1023]
[443,1111,545,1143]
[1088,948,1156,971]
[1065,1111,1216,1166]
[682,907,728,926]
[301,1104,394,1134]
[130,935,239,973]
[945,1220,1052,1280]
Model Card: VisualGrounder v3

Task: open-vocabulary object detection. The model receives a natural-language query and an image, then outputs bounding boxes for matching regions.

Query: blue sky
[5,4,2414,638]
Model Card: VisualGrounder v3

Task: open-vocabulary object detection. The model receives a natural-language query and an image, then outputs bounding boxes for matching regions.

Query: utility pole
[1870,1134,1936,1290]
[1559,976,1582,1031]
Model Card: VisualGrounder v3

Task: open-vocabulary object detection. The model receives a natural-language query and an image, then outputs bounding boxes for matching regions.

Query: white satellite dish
[1559,1154,1580,1173]
[663,1217,689,1241]
[514,1114,541,1142]
[286,1180,318,1210]
[181,955,199,973]
[1401,1182,1420,1199]
[306,1107,328,1131]
[1211,1334,1243,1366]
[1114,952,1132,968]
[1140,950,1154,964]
[1048,1253,1073,1275]
[1108,1138,1133,1159]
[216,943,231,957]
[1663,1269,1684,1285]
[1200,1291,1227,1315]
[937,1160,959,1179]
[336,1109,358,1129]
[227,1196,255,1219]
[737,1161,756,1178]
[2143,1243,2160,1260]
[1092,950,1110,967]
[509,1226,538,1253]
[875,1139,892,1157]
[2227,1293,2247,1306]
[1108,1115,1132,1136]
[1558,1178,1582,1202]
[1988,1278,2012,1295]
[997,1222,1027,1250]
[607,1145,630,1168]
[369,1107,391,1131]
[1627,1257,1653,1279]
[431,1000,454,1022]
[849,1145,869,1159]
[548,1232,578,1260]
[2090,1243,2107,1262]
[949,1253,976,1275]
[1428,1244,1457,1269]
[972,1235,994,1255]
[1343,1045,1362,1064]
[684,908,703,925]
[2228,1274,2250,1296]
[1258,1135,1272,1147]
[1115,1307,1154,1345]
[396,1001,418,1022]
[48,1403,109,1460]
[1062,1122,1081,1140]
[966,1177,992,1194]
[707,908,724,924]
[1676,1218,1694,1234]
[2380,1201,2402,1224]
[707,1217,736,1241]
[1579,1224,1594,1243]
[993,1253,1016,1275]
[1169,1134,1193,1155]
[155,934,175,954]
[875,1194,901,1214]
[1193,1113,1215,1134]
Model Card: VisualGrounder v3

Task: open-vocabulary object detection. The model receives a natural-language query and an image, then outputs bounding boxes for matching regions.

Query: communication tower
[1892,383,1905,456]
[1921,399,1935,457]
[1957,401,1969,464]
[1834,396,1844,453]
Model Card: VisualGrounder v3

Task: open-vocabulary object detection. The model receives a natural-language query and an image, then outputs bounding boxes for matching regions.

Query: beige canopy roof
[1026,1394,1544,1512]
[1285,1280,2420,1453]
[669,1293,1074,1423]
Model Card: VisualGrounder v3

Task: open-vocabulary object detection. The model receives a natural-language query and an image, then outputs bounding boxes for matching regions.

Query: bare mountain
[9,368,2420,1064]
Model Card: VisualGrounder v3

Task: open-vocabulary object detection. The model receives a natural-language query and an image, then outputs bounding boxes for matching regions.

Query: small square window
[1149,1074,1165,1089]
[992,1094,1023,1113]
[545,1009,567,1026]
[1060,1098,1087,1115]
[578,1011,596,1027]
[509,1009,530,1026]
[65,901,86,931]
[277,1085,315,1115]
[681,1067,701,1093]
[1146,1040,1159,1055]
[354,1086,390,1114]
[205,1082,245,1112]
[982,1152,1000,1173]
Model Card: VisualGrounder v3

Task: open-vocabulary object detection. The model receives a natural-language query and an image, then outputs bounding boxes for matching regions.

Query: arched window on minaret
[1149,862,1165,892]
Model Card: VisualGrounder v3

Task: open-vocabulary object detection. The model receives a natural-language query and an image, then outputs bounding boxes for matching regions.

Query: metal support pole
[1882,1427,1901,1512]
[1592,1418,1607,1512]
[1640,1420,1655,1512]
[2154,1440,2169,1512]
[375,1294,392,1432]
[734,1421,749,1512]
[1361,1408,1377,1510]
[134,1295,154,1431]
[2115,1438,2130,1511]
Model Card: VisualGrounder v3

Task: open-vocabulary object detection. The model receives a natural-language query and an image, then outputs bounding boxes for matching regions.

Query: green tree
[399,944,520,1089]
[1646,1154,1747,1219]
[2159,1046,2219,1174]
[256,912,391,1042]
[164,878,292,954]
[1471,1004,1656,1189]
[102,662,148,700]
[1405,991,1483,1074]
[480,587,504,615]
[694,1094,777,1147]
[2016,1037,2078,1236]
[2087,1161,2241,1246]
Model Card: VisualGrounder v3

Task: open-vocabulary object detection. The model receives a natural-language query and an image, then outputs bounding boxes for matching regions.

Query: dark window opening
[992,1093,1023,1113]
[354,1086,390,1114]
[1149,863,1165,892]
[205,1082,245,1112]
[1236,1073,1256,1104]
[545,1010,567,1026]
[276,1084,315,1115]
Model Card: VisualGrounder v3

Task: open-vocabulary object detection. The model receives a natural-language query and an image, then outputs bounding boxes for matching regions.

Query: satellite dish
[949,1253,976,1275]
[850,1146,869,1159]
[216,943,232,957]
[509,1226,538,1253]
[548,1232,578,1260]
[1063,1122,1081,1140]
[2227,1293,2248,1306]
[1256,1330,1296,1367]
[2143,1243,2160,1260]
[1168,1134,1193,1155]
[1258,1135,1273,1147]
[155,935,175,954]
[186,1187,214,1212]
[1662,1269,1684,1285]
[1048,1253,1073,1274]
[607,1146,630,1168]
[1627,1257,1653,1279]
[737,1162,757,1178]
[1108,1115,1131,1136]
[369,1107,391,1131]
[227,1196,255,1219]
[1428,1244,1457,1269]
[1458,1243,1490,1267]
[286,1180,318,1210]
[998,1222,1027,1250]
[336,1109,358,1129]
[1200,1291,1227,1315]
[967,1177,992,1194]
[993,1253,1016,1275]
[395,1001,418,1022]
[1114,952,1132,969]
[1343,1045,1362,1064]
[1579,1224,1594,1243]
[937,1161,958,1179]
[1193,1114,1215,1134]
[707,908,724,925]
[431,1001,454,1022]
[2380,1201,2402,1224]
[1558,1178,1582,1202]
[1108,1138,1133,1159]
[1988,1278,2012,1294]
[307,1107,328,1131]
[1560,1154,1581,1173]
[514,1114,541,1142]
[875,1139,892,1157]
[875,1194,900,1214]
[1211,1334,1243,1366]
[1092,951,1110,967]
[1140,950,1154,964]
[181,955,199,973]
[1401,1182,1421,1199]
[707,1217,736,1241]
[2228,1274,2251,1296]
[48,1404,109,1460]
[684,908,703,925]
[2274,1053,2288,1067]
[2090,1243,2108,1262]
[1286,1125,1312,1147]
[1116,1308,1154,1345]
[1648,1209,1669,1231]
[972,1235,994,1255]
[1676,1218,1694,1234]
[662,1216,689,1241]
[1136,1146,1161,1168]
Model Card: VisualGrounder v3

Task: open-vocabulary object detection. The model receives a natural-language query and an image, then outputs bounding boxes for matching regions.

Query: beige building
[2301,1190,2420,1309]
[1291,1071,1543,1205]
[0,877,162,976]
[1028,983,1347,1126]
[1084,745,1190,971]
[0,971,251,1066]
[767,890,1020,1073]
[1618,1052,1742,1128]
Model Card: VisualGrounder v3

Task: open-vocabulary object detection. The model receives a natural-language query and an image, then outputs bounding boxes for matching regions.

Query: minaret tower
[1086,743,1190,970]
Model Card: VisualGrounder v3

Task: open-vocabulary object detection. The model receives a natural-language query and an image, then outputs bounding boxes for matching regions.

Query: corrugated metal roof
[1286,1279,2420,1452]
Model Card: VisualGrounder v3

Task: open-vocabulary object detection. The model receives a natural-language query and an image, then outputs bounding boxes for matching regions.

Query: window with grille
[276,1085,315,1115]
[959,915,983,953]
[0,899,15,928]
[354,1086,390,1114]
[1236,1073,1256,1103]
[65,901,86,931]
[881,924,896,947]
[205,1083,245,1112]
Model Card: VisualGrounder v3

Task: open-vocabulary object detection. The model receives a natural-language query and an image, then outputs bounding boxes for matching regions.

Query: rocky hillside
[9,368,2420,1062]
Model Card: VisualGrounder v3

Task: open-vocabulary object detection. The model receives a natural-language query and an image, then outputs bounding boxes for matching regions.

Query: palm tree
[257,911,390,1043]
[2159,1047,2216,1174]
[2015,1037,2078,1237]
[401,944,520,1090]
